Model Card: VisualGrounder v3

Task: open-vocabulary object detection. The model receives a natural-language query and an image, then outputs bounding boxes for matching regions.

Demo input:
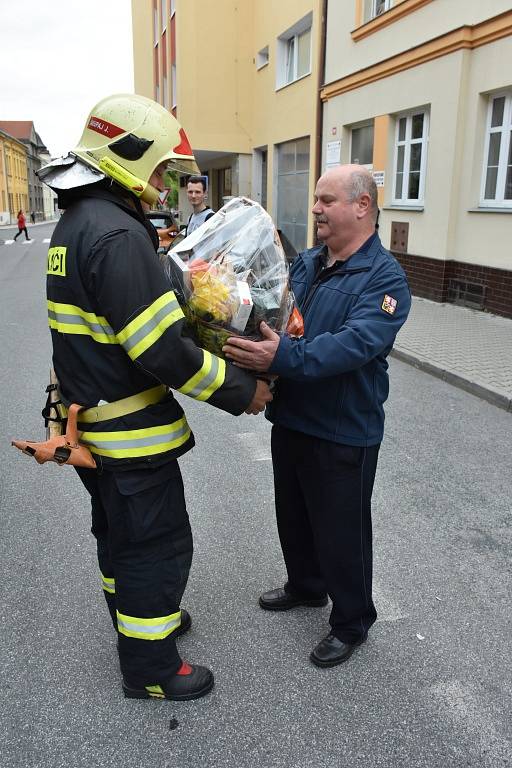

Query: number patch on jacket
[47,247,67,276]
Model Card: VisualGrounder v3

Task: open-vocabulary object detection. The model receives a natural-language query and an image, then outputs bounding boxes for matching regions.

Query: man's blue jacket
[267,233,411,446]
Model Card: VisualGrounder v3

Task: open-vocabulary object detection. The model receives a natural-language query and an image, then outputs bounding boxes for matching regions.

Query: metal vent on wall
[390,221,409,253]
[447,279,485,310]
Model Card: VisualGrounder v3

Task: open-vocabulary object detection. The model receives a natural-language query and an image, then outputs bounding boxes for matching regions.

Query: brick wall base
[392,252,512,319]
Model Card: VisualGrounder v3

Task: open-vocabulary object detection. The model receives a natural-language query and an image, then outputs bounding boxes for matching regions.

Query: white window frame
[392,110,429,206]
[161,0,167,32]
[364,0,392,22]
[276,13,312,90]
[350,121,374,169]
[480,91,512,208]
[256,46,269,70]
[170,0,175,16]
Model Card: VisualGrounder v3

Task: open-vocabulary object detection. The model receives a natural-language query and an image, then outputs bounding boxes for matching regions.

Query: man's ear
[356,193,371,219]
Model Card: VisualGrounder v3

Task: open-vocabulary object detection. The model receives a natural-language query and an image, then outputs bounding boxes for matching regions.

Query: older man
[223,165,411,667]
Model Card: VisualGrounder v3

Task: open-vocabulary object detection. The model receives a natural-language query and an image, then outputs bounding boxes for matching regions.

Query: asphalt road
[0,225,511,768]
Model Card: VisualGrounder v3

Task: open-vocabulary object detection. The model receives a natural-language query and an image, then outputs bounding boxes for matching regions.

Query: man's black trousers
[77,461,192,686]
[271,425,380,644]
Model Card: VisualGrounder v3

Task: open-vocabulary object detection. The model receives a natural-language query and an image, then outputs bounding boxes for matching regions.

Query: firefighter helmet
[72,93,199,206]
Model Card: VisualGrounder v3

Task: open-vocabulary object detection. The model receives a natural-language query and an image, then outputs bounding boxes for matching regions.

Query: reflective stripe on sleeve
[47,300,117,344]
[117,291,184,361]
[177,350,226,401]
[79,416,190,459]
[101,573,115,594]
[117,610,182,640]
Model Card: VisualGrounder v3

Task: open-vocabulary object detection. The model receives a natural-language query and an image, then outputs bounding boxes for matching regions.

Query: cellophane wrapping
[165,197,294,357]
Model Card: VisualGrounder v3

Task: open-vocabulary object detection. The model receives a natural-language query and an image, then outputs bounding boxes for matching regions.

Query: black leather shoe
[309,632,366,668]
[123,662,214,701]
[259,587,328,611]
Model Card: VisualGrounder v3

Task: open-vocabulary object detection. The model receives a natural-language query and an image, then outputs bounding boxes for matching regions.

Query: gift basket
[165,197,303,356]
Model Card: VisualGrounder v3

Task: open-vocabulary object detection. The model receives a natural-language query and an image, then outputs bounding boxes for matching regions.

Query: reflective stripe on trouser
[75,461,191,685]
[79,416,191,459]
[117,610,181,640]
[101,572,115,594]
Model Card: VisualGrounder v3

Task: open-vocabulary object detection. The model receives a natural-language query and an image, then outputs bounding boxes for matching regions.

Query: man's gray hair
[345,170,378,222]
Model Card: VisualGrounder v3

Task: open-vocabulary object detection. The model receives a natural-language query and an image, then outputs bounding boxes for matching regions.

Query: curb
[390,348,512,413]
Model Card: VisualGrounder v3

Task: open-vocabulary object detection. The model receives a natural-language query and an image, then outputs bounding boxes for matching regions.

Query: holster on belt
[11,403,96,469]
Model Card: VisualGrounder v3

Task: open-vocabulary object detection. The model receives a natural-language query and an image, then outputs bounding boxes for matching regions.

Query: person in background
[223,165,411,669]
[13,210,30,241]
[30,211,36,224]
[185,175,214,235]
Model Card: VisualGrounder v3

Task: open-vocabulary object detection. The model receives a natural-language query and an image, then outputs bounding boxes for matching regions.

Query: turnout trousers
[77,460,192,686]
[271,425,380,644]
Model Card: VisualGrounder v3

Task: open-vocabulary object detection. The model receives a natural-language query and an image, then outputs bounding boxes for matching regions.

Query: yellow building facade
[131,0,323,251]
[0,130,29,225]
[321,0,512,318]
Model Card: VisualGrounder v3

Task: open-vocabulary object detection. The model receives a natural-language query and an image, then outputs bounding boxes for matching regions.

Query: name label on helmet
[88,116,124,139]
[47,247,67,277]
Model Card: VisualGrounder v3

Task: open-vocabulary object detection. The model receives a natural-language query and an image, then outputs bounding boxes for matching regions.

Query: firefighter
[38,94,272,701]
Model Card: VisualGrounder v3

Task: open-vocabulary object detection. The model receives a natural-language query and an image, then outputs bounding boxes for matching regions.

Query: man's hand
[223,322,280,372]
[245,378,273,415]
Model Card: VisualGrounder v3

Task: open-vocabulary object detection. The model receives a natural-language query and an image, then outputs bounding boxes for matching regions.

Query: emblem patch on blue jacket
[381,294,397,315]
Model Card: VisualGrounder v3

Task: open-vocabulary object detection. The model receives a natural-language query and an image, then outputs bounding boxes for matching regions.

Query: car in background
[146,210,184,253]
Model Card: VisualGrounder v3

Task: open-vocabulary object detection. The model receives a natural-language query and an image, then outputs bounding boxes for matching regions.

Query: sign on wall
[372,171,385,187]
[326,140,341,168]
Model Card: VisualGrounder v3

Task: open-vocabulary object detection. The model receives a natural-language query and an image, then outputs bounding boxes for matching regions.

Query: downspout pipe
[314,0,328,245]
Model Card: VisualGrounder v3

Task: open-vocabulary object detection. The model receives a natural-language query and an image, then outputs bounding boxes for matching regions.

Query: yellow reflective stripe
[101,573,115,594]
[177,350,226,402]
[78,385,167,424]
[117,291,184,361]
[145,685,165,698]
[47,300,117,344]
[117,610,181,640]
[80,417,191,459]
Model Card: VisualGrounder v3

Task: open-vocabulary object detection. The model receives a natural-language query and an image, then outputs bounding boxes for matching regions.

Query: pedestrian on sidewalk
[13,210,30,241]
[224,164,411,668]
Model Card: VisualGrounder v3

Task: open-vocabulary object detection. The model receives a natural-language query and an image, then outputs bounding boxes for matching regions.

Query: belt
[75,385,168,424]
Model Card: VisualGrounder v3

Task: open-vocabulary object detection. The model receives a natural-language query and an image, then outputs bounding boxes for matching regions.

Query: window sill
[468,207,512,213]
[256,61,269,71]
[275,71,311,92]
[352,0,434,41]
[383,204,424,211]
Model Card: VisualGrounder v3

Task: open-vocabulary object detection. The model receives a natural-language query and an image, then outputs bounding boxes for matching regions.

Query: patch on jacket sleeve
[381,294,397,315]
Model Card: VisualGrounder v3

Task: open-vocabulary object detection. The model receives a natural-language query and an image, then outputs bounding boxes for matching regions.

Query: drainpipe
[314,0,328,245]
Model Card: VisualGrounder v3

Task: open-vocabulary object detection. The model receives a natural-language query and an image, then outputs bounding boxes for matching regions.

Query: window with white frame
[276,13,312,89]
[170,0,175,16]
[393,110,429,205]
[364,0,392,22]
[481,92,512,207]
[256,46,269,70]
[350,122,374,168]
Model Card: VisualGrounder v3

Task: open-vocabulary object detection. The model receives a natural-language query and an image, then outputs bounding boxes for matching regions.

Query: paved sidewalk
[393,296,512,412]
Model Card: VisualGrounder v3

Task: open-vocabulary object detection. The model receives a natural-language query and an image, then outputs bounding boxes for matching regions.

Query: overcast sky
[0,0,134,157]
